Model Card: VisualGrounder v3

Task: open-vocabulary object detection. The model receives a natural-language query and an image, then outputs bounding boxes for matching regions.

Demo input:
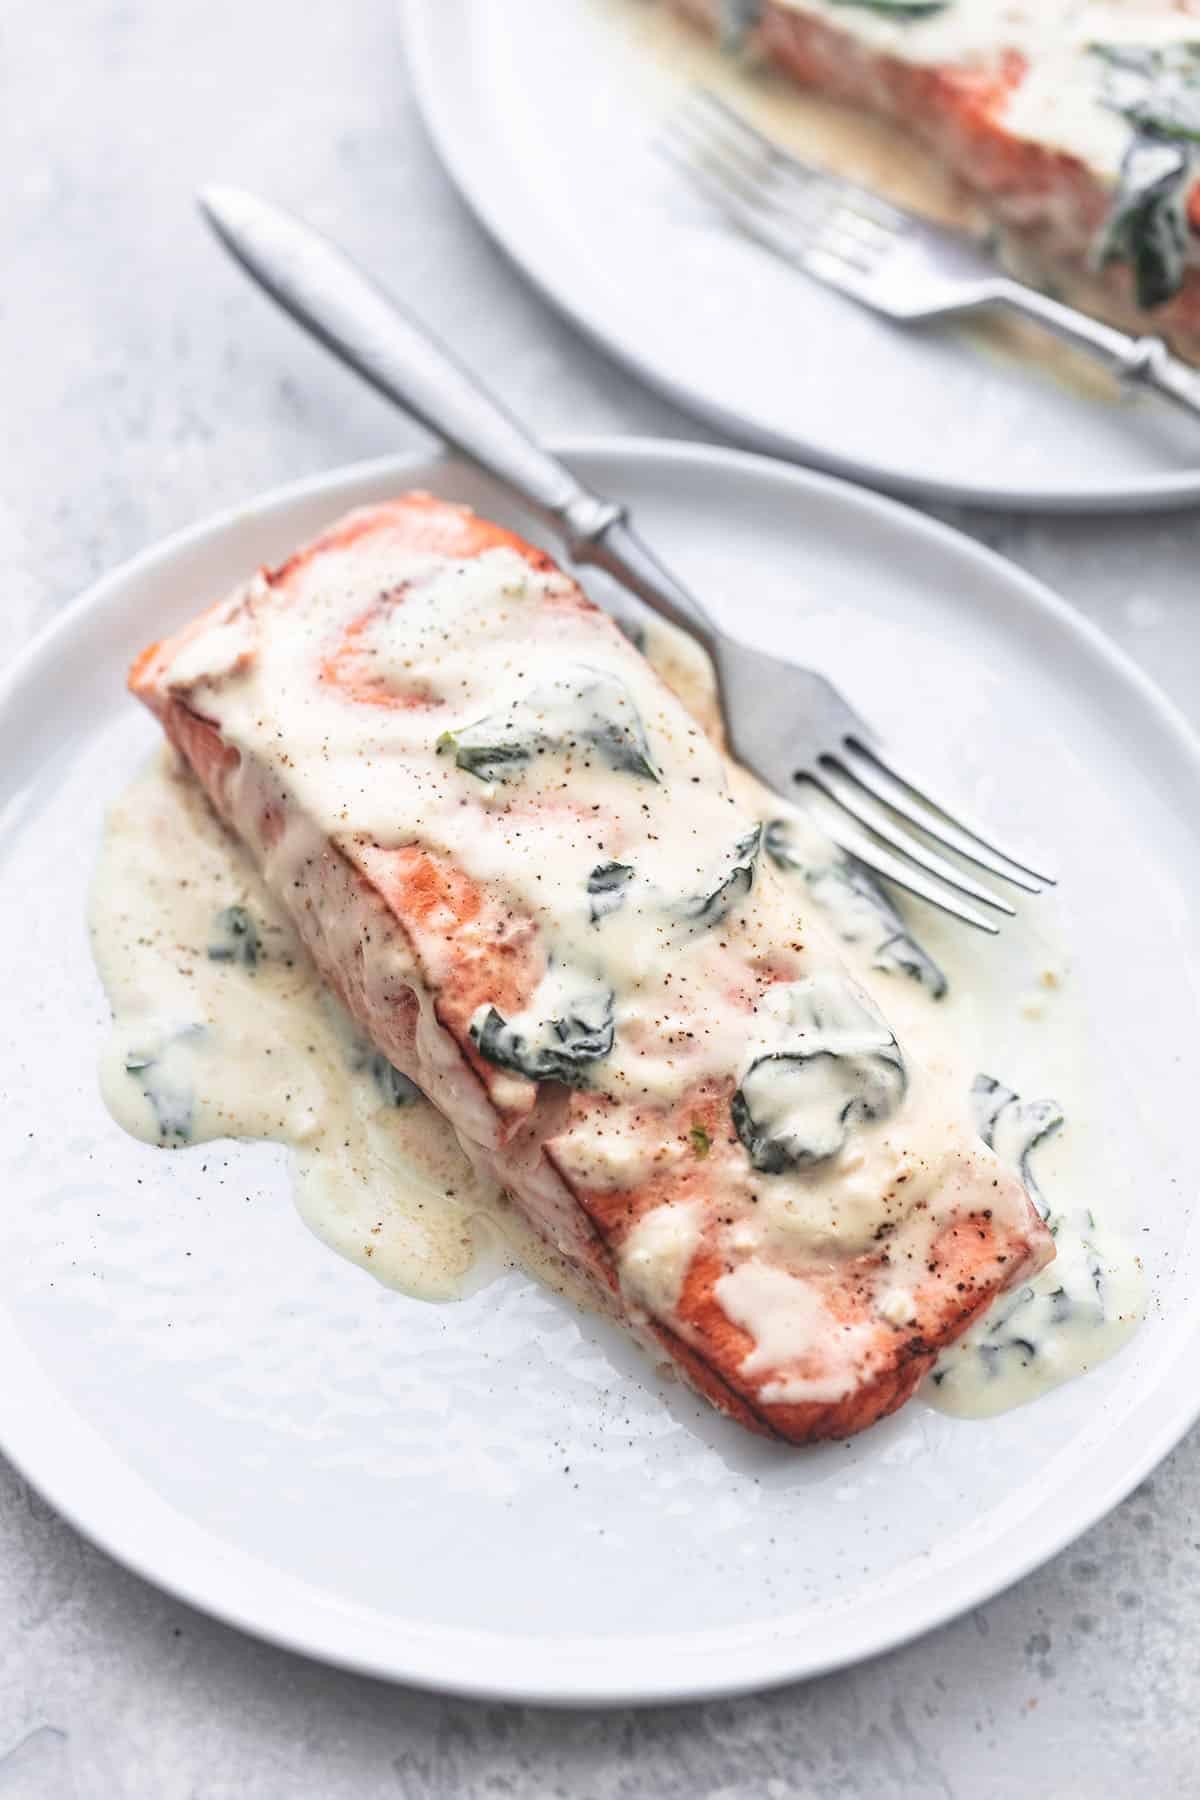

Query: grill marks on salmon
[129,493,1052,1443]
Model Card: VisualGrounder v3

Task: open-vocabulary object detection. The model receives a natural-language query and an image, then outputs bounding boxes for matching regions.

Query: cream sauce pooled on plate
[90,610,1142,1415]
[90,748,590,1309]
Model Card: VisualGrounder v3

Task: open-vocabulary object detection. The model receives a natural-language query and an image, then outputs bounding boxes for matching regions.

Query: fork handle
[992,279,1200,417]
[198,185,724,647]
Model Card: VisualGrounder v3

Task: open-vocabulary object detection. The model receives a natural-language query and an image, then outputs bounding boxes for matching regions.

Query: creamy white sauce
[619,1198,705,1314]
[91,537,1143,1425]
[715,1258,870,1405]
[926,1075,1143,1414]
[930,1203,1143,1417]
[89,749,590,1308]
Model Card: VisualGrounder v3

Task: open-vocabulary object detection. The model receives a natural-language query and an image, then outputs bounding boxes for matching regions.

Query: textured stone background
[4,2,1200,1794]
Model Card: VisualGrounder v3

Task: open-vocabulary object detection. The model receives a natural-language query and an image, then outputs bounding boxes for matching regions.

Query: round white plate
[2,441,1198,1705]
[404,0,1200,512]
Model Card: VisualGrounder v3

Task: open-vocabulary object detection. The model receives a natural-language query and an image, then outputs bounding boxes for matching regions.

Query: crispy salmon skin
[130,493,1052,1442]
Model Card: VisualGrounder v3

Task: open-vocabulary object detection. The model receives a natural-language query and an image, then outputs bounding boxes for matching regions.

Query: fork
[662,88,1200,420]
[199,184,1053,932]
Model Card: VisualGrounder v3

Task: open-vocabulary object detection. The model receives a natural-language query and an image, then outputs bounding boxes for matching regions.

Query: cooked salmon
[130,494,1052,1442]
[668,0,1200,355]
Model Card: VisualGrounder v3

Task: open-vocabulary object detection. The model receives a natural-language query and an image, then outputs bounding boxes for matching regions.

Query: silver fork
[199,184,1052,932]
[662,88,1200,420]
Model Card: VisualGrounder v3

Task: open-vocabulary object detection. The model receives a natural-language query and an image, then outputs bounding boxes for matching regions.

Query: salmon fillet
[669,0,1200,356]
[129,494,1052,1443]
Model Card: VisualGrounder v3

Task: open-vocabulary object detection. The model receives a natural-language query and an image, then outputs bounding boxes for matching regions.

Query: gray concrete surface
[3,2,1199,1794]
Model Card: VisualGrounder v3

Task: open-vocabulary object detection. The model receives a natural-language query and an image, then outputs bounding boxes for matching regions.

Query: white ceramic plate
[403,0,1200,513]
[2,440,1198,1705]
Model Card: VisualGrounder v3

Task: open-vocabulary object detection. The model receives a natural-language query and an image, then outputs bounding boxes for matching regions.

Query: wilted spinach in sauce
[971,1073,1062,1217]
[438,668,658,785]
[353,1046,423,1107]
[828,0,950,16]
[760,813,1136,1400]
[681,826,762,929]
[207,904,259,969]
[1092,43,1200,308]
[1097,136,1193,309]
[471,985,616,1087]
[765,819,947,998]
[123,1023,206,1144]
[719,0,949,45]
[718,0,763,52]
[1094,43,1200,144]
[932,1077,1123,1396]
[732,972,906,1172]
[587,861,635,923]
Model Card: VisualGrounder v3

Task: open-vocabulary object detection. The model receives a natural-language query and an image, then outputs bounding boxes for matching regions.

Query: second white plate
[1,441,1198,1704]
[404,0,1200,511]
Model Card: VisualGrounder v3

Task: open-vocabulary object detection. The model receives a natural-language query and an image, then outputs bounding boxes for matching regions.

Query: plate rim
[401,0,1200,516]
[4,435,1200,1706]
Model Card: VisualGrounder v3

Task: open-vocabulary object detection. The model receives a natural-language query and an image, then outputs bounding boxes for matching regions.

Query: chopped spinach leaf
[437,730,529,782]
[1094,42,1200,142]
[720,0,948,58]
[1091,43,1200,307]
[587,861,634,923]
[345,1033,424,1104]
[365,1052,423,1106]
[971,1074,1063,1217]
[123,1024,205,1144]
[439,668,658,785]
[872,928,947,995]
[1049,1286,1072,1324]
[718,0,763,52]
[689,1123,712,1159]
[1097,135,1193,309]
[828,0,949,15]
[733,973,906,1172]
[765,818,947,998]
[682,826,762,928]
[471,986,615,1088]
[207,904,259,969]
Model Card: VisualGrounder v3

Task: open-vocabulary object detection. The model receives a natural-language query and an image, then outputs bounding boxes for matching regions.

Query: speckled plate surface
[404,0,1200,512]
[1,441,1198,1704]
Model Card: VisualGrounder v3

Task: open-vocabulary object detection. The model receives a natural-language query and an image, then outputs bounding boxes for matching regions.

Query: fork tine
[805,229,881,275]
[745,174,899,263]
[664,96,900,281]
[803,768,1016,914]
[657,128,819,270]
[659,124,871,293]
[665,102,786,208]
[821,210,898,249]
[826,749,1044,893]
[811,808,1001,934]
[847,737,1056,887]
[668,94,820,212]
[684,89,912,232]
